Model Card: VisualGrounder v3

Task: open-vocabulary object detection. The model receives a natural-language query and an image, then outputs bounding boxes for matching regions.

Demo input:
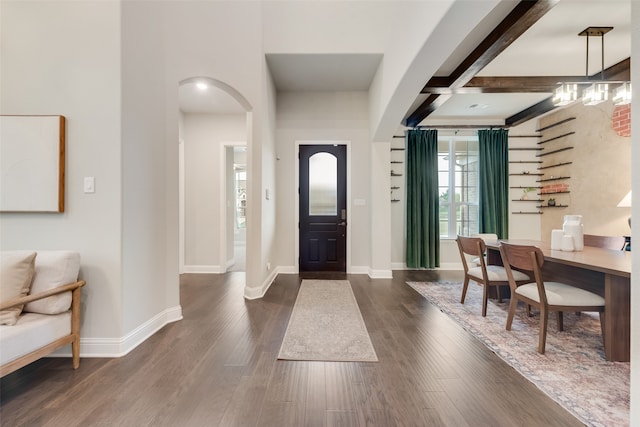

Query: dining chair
[583,234,626,250]
[456,236,529,317]
[499,242,605,354]
[469,233,498,266]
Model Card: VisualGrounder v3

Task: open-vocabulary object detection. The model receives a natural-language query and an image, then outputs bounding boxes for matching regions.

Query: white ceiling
[179,0,631,127]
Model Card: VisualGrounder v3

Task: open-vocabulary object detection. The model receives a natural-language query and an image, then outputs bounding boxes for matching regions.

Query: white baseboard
[391,262,463,271]
[55,305,184,358]
[183,264,222,273]
[368,268,393,278]
[244,267,279,300]
[349,266,369,275]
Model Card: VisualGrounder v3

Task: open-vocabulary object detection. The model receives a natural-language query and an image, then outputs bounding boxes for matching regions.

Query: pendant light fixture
[552,26,631,107]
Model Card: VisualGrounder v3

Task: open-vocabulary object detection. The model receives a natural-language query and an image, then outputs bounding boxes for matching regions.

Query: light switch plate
[84,177,95,193]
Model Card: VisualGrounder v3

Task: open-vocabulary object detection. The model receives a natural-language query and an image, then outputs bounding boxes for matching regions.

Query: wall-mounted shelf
[509,161,543,164]
[390,148,405,151]
[391,186,400,190]
[539,190,570,195]
[537,132,575,145]
[510,173,543,176]
[391,160,403,164]
[510,186,542,189]
[509,147,543,151]
[512,211,543,215]
[512,199,544,202]
[536,204,569,208]
[391,172,402,177]
[536,117,576,132]
[538,161,572,170]
[536,146,574,157]
[391,199,401,203]
[537,176,570,183]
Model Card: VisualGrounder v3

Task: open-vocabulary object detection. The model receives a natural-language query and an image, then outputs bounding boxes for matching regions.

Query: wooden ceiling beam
[446,0,560,89]
[406,0,558,127]
[505,97,555,127]
[403,94,451,128]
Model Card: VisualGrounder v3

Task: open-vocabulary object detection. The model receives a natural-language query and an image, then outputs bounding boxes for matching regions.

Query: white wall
[275,92,372,272]
[629,2,639,423]
[0,1,124,343]
[122,1,181,339]
[182,113,246,269]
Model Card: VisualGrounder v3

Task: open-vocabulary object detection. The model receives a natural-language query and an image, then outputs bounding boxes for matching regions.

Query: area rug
[278,279,378,362]
[407,281,629,427]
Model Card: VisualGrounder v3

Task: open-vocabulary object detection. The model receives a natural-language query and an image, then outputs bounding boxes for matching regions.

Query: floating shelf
[538,161,572,170]
[537,176,570,182]
[536,147,574,157]
[391,199,401,203]
[536,117,576,132]
[510,173,543,176]
[509,161,543,164]
[537,204,569,208]
[510,147,543,151]
[538,190,570,195]
[512,199,544,202]
[510,186,542,189]
[537,132,575,145]
[391,173,403,177]
[390,148,405,151]
[390,160,403,164]
[391,186,400,190]
[513,211,543,215]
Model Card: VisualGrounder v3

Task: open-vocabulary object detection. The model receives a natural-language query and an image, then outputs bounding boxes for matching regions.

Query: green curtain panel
[478,129,509,239]
[405,129,439,268]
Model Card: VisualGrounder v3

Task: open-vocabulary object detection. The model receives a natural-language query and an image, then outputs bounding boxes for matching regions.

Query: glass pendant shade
[613,82,632,105]
[552,83,578,106]
[582,83,609,105]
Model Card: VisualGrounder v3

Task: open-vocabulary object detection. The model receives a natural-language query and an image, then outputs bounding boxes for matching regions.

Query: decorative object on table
[551,229,564,250]
[563,214,584,251]
[547,198,556,206]
[561,235,575,252]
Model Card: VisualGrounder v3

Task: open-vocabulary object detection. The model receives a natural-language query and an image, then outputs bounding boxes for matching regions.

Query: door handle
[338,221,347,226]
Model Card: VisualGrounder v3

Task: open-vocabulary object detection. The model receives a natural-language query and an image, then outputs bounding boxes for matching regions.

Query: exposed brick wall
[540,183,569,194]
[613,104,631,137]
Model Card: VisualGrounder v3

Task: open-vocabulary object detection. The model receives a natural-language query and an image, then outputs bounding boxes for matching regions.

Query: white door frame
[219,141,247,272]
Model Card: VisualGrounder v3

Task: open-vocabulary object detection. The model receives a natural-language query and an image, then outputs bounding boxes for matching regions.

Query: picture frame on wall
[0,115,66,212]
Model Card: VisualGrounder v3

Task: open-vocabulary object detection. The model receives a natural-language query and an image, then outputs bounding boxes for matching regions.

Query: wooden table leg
[604,274,630,362]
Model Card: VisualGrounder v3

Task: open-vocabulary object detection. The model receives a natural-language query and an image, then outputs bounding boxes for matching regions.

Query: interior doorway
[230,147,246,272]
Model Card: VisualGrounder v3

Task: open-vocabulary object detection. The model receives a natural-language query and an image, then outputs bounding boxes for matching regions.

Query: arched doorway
[177,77,252,274]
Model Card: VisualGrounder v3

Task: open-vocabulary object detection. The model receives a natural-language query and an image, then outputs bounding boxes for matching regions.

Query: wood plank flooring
[0,271,584,426]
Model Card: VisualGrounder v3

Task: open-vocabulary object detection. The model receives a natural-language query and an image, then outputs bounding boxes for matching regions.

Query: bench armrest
[0,280,86,311]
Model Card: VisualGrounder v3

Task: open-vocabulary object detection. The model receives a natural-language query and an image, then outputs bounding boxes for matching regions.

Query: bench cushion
[24,251,80,315]
[0,251,37,325]
[0,311,71,365]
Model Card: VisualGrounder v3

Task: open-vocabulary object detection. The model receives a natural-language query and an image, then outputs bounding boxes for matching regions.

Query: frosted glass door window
[309,152,337,215]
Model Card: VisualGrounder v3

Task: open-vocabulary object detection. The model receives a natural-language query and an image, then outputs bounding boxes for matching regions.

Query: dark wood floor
[0,270,583,426]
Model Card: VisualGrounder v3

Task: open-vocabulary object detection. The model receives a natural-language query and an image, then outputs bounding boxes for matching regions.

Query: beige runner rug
[278,279,378,362]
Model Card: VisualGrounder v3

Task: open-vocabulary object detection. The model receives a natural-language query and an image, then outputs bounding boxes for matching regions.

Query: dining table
[483,239,631,362]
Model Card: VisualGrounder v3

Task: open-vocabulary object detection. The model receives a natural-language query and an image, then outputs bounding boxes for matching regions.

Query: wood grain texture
[0,271,583,426]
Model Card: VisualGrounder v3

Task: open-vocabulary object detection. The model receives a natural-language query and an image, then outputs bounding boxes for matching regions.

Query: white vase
[563,215,584,251]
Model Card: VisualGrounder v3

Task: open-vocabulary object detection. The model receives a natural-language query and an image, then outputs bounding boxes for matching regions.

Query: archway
[177,77,252,275]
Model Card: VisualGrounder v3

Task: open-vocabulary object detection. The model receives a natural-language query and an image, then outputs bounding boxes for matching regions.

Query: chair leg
[557,311,564,332]
[482,283,489,317]
[527,304,532,317]
[538,306,549,354]
[496,285,503,303]
[506,298,518,330]
[460,276,470,304]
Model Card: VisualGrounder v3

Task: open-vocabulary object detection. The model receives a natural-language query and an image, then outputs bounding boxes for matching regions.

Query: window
[438,137,479,238]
